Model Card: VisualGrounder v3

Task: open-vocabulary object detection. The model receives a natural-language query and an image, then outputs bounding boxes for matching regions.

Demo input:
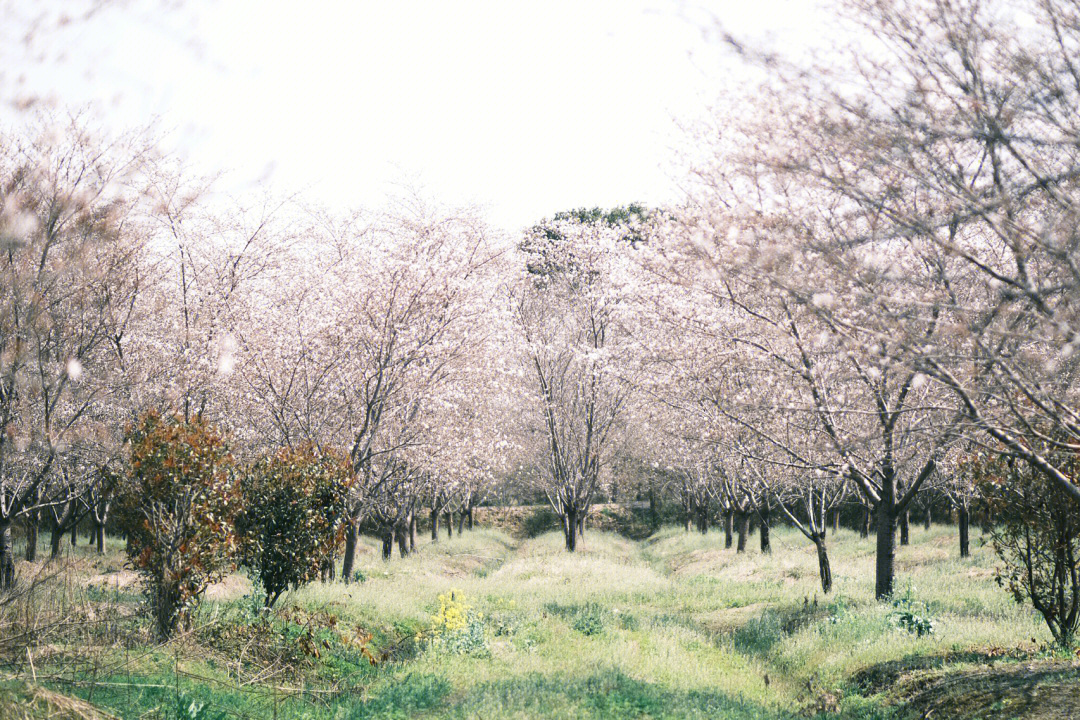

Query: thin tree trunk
[94,521,105,555]
[396,527,408,558]
[736,512,749,553]
[430,509,440,542]
[860,504,871,539]
[899,510,910,546]
[381,532,393,560]
[0,520,14,590]
[759,507,771,554]
[923,505,932,530]
[814,537,833,594]
[467,505,474,530]
[409,514,416,552]
[457,510,466,535]
[341,520,359,583]
[831,508,840,534]
[71,520,78,547]
[875,506,897,600]
[683,505,691,533]
[958,504,970,558]
[724,511,733,549]
[698,506,709,534]
[445,511,453,539]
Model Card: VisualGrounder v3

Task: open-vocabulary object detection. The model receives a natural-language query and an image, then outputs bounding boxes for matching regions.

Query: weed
[890,588,936,638]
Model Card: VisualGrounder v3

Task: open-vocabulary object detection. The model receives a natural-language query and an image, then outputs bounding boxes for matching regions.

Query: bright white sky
[2,0,830,232]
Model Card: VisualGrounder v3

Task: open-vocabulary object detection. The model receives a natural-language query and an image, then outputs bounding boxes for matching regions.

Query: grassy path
[30,523,1065,719]
[280,524,1045,719]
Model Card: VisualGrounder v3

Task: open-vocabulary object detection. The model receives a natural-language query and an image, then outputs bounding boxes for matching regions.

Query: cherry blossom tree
[0,115,148,586]
[511,210,645,552]
[711,0,1080,510]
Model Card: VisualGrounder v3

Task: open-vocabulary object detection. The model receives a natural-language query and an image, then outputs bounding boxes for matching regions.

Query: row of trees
[624,0,1080,642]
[499,0,1080,644]
[0,117,518,593]
[3,0,1079,646]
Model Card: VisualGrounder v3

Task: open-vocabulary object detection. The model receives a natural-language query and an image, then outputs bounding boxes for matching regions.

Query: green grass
[5,523,1060,719]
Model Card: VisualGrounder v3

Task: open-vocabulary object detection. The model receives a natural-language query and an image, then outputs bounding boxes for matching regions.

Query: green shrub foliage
[238,445,351,607]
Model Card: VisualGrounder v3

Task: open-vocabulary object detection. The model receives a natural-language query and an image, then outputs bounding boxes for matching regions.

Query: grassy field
[4,523,1078,719]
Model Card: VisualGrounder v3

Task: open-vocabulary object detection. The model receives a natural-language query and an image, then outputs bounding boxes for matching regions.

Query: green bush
[237,445,351,607]
[545,601,611,636]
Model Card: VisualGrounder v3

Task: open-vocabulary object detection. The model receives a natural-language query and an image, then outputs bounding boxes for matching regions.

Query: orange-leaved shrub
[116,411,241,638]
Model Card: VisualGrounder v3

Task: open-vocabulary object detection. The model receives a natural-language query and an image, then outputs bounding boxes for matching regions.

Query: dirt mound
[856,653,1080,719]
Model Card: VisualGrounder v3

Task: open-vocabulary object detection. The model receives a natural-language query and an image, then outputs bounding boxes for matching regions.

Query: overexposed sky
[2,0,829,231]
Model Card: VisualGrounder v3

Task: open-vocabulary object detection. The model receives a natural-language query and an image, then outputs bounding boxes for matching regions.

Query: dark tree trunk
[50,524,64,559]
[736,512,749,553]
[467,505,474,530]
[958,504,970,558]
[341,520,359,583]
[923,505,932,530]
[24,514,38,562]
[831,507,840,534]
[860,504,871,539]
[396,527,408,558]
[409,514,416,552]
[94,521,105,555]
[445,511,453,539]
[724,511,733,549]
[0,521,14,590]
[875,507,897,599]
[430,509,440,542]
[648,487,658,526]
[683,506,691,533]
[565,508,579,552]
[698,506,709,534]
[381,532,393,560]
[71,521,78,547]
[457,510,466,535]
[576,513,585,544]
[814,537,833,594]
[899,510,910,546]
[759,507,771,554]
